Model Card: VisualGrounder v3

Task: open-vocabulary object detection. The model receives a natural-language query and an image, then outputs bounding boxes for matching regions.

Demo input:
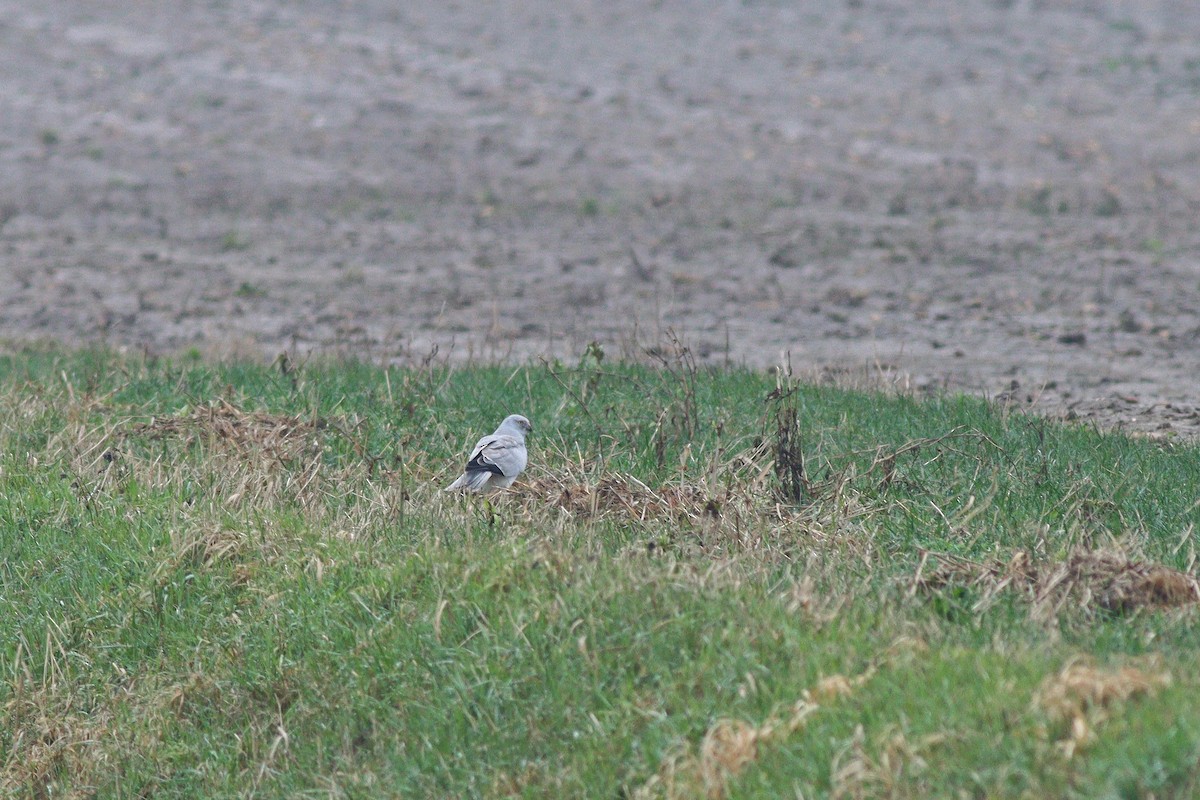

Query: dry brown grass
[914,547,1200,618]
[634,668,875,800]
[1034,658,1172,758]
[513,474,730,524]
[633,704,819,800]
[2,658,285,799]
[507,471,860,565]
[129,398,321,461]
[827,724,949,800]
[2,630,116,799]
[116,399,346,516]
[11,395,339,520]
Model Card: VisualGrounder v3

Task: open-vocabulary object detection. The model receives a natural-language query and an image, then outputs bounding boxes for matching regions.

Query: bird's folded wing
[465,435,524,476]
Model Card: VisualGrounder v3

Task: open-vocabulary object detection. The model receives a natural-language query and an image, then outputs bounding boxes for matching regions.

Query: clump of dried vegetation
[128,397,323,461]
[914,547,1200,618]
[1034,658,1173,758]
[634,668,876,800]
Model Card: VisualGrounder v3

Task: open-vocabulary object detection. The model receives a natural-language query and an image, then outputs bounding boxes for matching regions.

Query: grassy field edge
[2,345,1199,798]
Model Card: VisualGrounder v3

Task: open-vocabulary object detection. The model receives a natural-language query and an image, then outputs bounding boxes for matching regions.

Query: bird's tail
[444,470,492,492]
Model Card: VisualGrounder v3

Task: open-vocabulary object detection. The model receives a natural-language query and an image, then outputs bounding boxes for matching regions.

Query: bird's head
[500,414,533,437]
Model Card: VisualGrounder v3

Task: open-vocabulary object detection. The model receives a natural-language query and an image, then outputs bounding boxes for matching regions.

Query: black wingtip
[465,455,505,476]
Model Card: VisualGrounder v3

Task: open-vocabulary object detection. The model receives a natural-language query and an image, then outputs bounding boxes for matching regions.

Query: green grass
[2,343,1200,798]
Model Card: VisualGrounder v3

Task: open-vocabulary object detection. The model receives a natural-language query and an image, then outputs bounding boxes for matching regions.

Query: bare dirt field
[1,1,1199,435]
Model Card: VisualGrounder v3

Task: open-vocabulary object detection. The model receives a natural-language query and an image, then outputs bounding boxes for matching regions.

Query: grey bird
[444,414,532,492]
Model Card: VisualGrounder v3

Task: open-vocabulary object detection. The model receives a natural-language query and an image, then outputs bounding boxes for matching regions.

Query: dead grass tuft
[828,723,945,800]
[806,673,857,704]
[635,669,872,799]
[512,474,730,524]
[2,635,116,798]
[115,400,343,514]
[915,547,1200,618]
[506,465,846,558]
[635,706,818,800]
[1034,658,1171,757]
[1038,550,1200,615]
[129,398,321,461]
[171,525,251,568]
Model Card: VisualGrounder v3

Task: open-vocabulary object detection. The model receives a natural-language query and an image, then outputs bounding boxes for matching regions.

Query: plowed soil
[2,1,1199,434]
